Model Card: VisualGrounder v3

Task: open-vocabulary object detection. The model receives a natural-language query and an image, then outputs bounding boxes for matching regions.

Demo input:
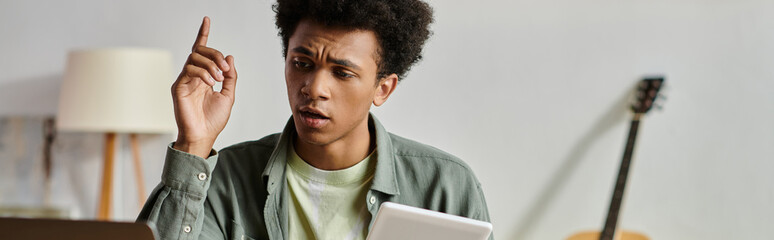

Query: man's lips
[298,107,330,128]
[300,111,328,119]
[299,107,329,119]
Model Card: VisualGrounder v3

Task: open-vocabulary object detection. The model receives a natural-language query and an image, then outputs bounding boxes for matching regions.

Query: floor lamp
[56,48,176,220]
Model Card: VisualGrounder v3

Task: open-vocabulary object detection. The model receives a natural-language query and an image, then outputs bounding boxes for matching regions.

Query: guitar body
[567,231,649,240]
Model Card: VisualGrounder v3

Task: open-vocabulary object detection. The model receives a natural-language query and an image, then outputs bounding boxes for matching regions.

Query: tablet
[366,202,492,240]
[0,217,156,240]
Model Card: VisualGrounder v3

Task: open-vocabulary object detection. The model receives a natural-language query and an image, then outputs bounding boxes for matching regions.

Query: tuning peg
[658,81,669,91]
[638,81,648,89]
[648,89,658,98]
[635,91,644,100]
[653,101,666,111]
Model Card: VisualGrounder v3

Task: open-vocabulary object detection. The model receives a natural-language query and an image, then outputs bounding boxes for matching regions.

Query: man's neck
[293,118,374,170]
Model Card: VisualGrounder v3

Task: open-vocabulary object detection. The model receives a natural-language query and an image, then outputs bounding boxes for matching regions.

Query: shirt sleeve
[473,182,495,240]
[137,143,224,240]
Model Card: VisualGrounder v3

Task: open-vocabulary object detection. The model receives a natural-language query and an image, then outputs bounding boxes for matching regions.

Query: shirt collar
[262,113,400,196]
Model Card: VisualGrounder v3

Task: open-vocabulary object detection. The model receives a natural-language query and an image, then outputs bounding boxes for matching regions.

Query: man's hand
[172,16,237,159]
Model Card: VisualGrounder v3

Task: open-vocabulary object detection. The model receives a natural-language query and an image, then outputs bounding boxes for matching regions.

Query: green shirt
[286,142,375,240]
[137,114,493,240]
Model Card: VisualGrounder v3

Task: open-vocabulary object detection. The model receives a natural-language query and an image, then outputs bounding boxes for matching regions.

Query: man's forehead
[288,19,379,62]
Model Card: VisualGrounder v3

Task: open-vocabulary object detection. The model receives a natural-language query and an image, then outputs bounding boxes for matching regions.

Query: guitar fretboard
[600,115,641,240]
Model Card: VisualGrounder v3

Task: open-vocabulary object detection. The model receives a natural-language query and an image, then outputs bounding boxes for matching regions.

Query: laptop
[0,217,156,240]
[366,202,493,240]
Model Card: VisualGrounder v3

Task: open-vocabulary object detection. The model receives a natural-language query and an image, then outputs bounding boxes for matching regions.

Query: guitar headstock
[632,77,665,114]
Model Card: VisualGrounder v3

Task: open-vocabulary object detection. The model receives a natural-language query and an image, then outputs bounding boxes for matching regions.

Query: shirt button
[369,196,376,204]
[183,225,192,233]
[197,173,207,181]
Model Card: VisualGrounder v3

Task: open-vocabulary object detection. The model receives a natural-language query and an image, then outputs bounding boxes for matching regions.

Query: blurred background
[0,0,772,239]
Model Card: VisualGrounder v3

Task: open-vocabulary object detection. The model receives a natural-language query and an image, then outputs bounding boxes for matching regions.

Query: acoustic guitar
[567,77,665,240]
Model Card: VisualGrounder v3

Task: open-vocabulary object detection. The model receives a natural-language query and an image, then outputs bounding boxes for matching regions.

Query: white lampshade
[57,48,176,133]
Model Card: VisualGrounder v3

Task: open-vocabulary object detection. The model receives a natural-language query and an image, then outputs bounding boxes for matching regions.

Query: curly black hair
[274,0,434,80]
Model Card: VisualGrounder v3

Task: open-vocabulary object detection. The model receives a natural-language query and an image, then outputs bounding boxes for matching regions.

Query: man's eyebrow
[291,46,314,56]
[329,58,361,71]
[291,46,361,71]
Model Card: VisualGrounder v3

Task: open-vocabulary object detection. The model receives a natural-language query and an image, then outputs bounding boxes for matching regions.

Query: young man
[138,1,492,239]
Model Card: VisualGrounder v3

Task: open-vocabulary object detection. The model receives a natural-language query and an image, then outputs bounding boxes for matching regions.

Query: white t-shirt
[286,144,376,240]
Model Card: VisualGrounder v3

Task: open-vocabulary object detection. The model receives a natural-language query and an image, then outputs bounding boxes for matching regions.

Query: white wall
[1,0,772,239]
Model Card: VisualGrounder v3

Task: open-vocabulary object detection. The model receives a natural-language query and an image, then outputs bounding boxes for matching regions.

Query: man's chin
[295,134,334,148]
[293,123,332,146]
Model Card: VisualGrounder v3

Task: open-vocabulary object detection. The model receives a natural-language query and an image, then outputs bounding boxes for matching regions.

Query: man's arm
[171,16,237,158]
[137,16,238,240]
[473,182,495,240]
[137,145,222,240]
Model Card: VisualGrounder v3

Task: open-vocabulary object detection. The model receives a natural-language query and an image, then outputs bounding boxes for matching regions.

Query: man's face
[285,19,392,146]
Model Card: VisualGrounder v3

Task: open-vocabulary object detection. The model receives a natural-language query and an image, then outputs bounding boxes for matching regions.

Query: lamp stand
[97,132,116,220]
[129,133,147,209]
[96,132,147,221]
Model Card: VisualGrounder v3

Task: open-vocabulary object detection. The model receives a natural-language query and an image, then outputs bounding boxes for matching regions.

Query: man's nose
[301,70,331,100]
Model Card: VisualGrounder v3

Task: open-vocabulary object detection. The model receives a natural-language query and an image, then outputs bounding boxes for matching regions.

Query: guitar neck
[599,114,642,240]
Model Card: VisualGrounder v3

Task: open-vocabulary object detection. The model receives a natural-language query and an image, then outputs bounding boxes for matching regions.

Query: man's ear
[373,73,398,107]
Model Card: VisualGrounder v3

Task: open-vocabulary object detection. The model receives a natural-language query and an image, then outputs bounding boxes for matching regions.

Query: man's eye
[334,70,354,78]
[293,60,312,70]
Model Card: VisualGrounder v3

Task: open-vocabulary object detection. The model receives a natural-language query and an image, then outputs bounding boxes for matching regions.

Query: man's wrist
[173,139,214,159]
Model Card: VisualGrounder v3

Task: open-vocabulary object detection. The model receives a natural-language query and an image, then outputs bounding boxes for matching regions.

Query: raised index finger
[192,16,210,51]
